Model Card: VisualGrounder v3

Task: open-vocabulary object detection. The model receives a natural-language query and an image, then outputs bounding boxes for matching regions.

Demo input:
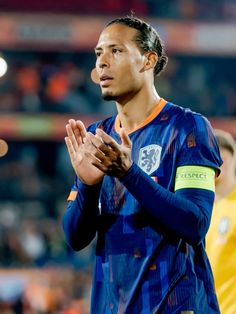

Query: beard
[101,88,134,103]
[103,95,119,101]
[102,91,119,101]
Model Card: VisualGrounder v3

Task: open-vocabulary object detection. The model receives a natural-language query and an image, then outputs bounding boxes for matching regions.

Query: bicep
[174,165,216,231]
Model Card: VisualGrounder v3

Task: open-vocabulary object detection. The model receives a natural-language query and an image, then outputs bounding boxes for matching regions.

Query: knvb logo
[138,144,162,175]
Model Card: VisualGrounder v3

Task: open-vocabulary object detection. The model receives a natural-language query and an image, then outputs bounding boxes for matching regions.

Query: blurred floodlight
[0,56,8,77]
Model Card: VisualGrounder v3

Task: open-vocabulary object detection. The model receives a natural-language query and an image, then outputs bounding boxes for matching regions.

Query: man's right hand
[65,119,104,185]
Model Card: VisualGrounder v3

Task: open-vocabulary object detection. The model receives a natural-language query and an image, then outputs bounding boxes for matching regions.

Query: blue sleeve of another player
[62,177,101,251]
[120,163,214,245]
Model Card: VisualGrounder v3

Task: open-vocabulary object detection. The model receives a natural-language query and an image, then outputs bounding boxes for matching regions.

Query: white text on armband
[174,165,215,192]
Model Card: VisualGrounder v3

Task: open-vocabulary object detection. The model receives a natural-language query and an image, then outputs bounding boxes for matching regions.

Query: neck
[215,176,236,201]
[115,86,161,133]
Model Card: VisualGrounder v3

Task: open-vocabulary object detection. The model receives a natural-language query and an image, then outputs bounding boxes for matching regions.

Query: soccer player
[63,16,222,313]
[207,129,236,314]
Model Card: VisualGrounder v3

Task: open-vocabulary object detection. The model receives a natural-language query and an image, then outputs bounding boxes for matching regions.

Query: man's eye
[112,48,121,54]
[95,52,101,57]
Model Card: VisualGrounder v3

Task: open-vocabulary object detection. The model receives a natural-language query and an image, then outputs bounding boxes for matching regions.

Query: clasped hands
[65,119,133,185]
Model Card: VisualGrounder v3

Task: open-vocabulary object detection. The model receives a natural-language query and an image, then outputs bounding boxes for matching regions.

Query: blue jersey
[63,99,222,313]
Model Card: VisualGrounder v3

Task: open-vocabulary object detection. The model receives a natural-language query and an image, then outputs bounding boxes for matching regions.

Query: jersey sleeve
[62,121,103,251]
[176,112,223,173]
[63,176,102,251]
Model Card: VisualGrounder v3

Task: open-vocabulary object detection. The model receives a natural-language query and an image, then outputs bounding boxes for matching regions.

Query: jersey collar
[114,98,167,135]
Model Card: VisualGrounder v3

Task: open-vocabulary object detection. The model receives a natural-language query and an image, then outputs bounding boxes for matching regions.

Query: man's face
[95,23,145,102]
[216,147,235,184]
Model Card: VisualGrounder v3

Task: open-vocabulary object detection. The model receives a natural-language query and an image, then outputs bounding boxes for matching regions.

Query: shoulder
[168,103,222,170]
[87,115,116,134]
[168,102,209,125]
[166,102,213,135]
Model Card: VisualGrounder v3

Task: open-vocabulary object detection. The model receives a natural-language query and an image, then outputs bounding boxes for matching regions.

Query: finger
[68,119,84,146]
[83,134,110,164]
[76,120,87,140]
[87,132,111,156]
[66,124,79,151]
[85,151,108,172]
[96,128,120,152]
[92,161,107,172]
[120,128,132,148]
[65,137,77,161]
[87,147,108,164]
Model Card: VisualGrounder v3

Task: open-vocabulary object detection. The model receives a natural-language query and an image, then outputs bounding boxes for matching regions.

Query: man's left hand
[84,128,133,178]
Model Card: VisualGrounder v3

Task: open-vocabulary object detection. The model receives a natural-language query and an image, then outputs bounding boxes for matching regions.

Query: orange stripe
[67,190,78,201]
[114,98,167,135]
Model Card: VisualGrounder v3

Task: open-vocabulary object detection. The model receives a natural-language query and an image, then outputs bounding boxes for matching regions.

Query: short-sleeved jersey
[206,186,236,314]
[70,99,222,313]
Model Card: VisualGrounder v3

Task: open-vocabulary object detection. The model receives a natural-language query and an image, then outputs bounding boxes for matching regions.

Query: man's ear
[91,68,99,84]
[142,51,158,72]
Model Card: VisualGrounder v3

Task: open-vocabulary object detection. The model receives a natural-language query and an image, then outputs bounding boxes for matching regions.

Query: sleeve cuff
[119,162,143,184]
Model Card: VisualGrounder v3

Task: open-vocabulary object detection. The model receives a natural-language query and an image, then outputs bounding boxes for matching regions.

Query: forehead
[96,23,138,48]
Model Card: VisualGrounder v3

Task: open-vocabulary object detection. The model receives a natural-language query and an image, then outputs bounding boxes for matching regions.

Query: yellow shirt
[206,186,236,314]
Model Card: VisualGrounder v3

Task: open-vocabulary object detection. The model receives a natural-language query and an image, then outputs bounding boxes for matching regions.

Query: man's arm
[62,178,101,251]
[120,163,215,245]
[63,120,106,251]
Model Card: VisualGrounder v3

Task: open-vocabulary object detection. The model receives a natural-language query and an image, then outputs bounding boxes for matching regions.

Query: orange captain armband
[67,190,78,201]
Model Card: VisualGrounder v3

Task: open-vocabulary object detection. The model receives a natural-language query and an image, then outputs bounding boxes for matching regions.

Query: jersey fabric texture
[206,186,236,314]
[63,100,222,314]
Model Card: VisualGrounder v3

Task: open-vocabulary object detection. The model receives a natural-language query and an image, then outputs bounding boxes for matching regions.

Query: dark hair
[106,16,168,77]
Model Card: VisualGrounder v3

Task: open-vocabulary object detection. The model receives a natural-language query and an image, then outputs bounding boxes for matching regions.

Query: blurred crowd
[1,0,236,21]
[0,139,94,312]
[0,138,95,267]
[0,52,235,117]
[0,268,92,313]
[0,52,116,116]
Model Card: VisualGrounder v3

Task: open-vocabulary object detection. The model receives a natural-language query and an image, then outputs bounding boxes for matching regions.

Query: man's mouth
[100,75,113,87]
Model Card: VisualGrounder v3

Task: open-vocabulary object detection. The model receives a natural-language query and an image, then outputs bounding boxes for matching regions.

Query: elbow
[187,215,210,246]
[64,237,80,251]
[62,217,96,251]
[197,215,210,244]
[62,221,80,251]
[64,234,93,251]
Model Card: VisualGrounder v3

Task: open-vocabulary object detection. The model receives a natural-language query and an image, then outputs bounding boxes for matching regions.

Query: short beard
[102,92,119,101]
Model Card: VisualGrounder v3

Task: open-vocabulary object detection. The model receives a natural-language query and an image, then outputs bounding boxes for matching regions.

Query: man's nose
[98,53,110,69]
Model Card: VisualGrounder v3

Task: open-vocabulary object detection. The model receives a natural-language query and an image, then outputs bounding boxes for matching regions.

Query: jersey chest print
[137,144,162,175]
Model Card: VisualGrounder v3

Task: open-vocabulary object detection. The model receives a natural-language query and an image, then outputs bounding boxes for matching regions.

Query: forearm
[120,163,214,245]
[62,181,101,251]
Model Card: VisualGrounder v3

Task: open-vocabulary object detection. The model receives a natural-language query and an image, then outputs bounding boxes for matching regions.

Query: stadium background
[0,1,235,313]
